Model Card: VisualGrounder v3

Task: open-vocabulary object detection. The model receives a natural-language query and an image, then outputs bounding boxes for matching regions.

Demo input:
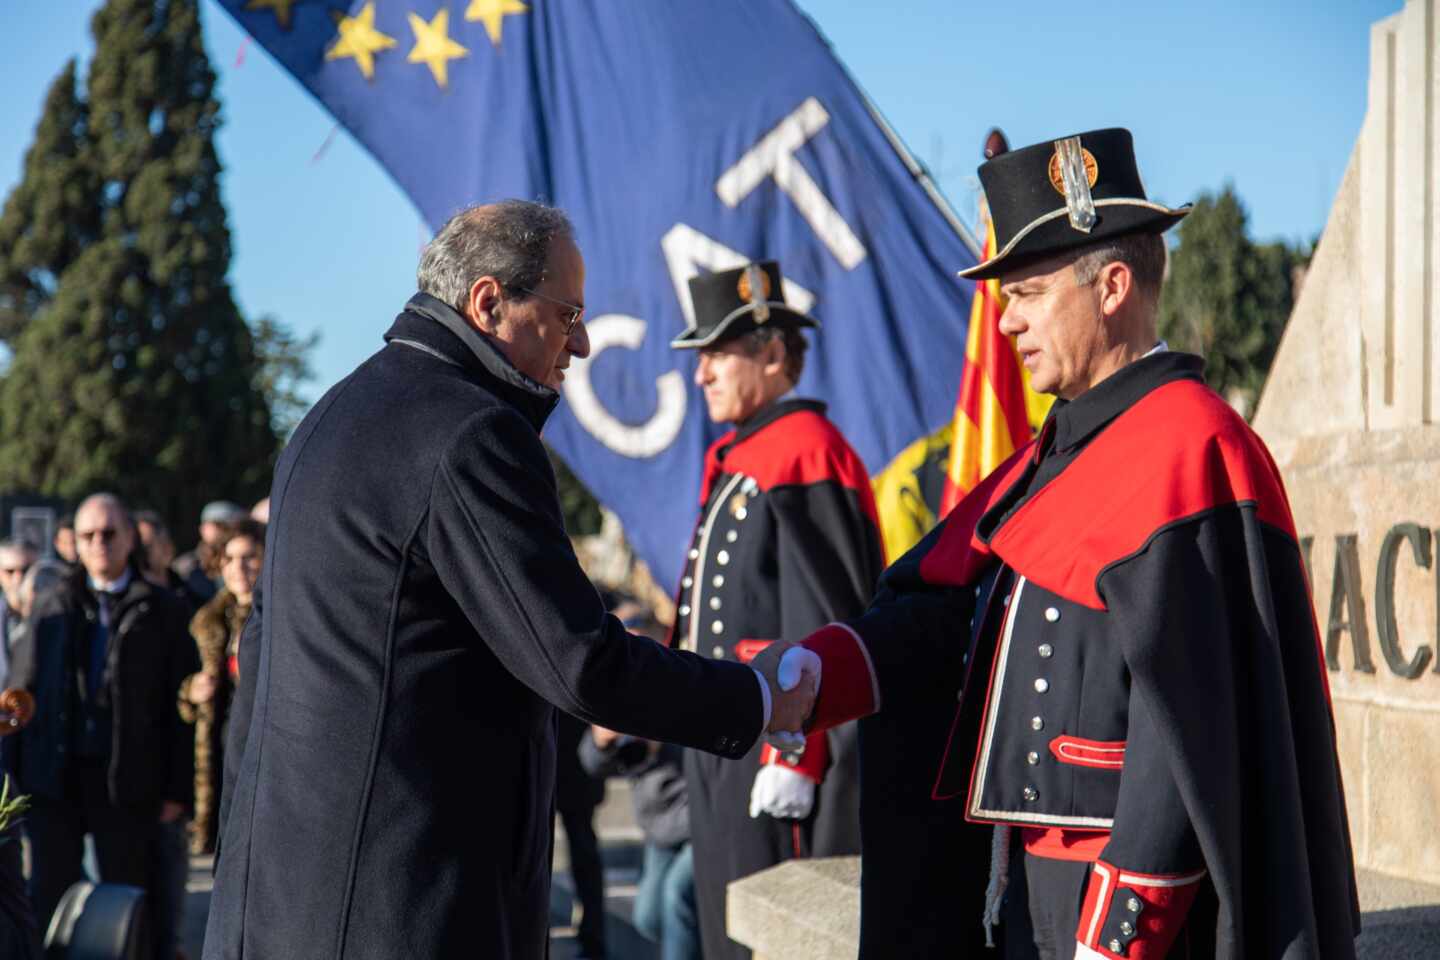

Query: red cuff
[1076,860,1205,959]
[760,730,829,782]
[802,623,879,732]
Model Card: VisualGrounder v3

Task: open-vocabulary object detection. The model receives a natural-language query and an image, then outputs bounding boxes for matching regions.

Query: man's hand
[748,763,816,820]
[751,641,821,750]
[188,672,218,705]
[159,801,186,824]
[590,724,620,749]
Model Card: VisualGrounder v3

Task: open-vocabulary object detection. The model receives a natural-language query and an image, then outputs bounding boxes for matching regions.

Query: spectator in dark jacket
[6,492,200,960]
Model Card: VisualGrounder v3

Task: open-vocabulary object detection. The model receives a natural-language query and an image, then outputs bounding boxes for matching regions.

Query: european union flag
[220,0,978,586]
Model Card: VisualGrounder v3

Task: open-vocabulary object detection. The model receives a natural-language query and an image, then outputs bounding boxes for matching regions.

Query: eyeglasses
[515,287,584,337]
[76,528,119,544]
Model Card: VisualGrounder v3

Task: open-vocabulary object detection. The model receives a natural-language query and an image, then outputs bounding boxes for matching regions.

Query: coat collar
[719,397,827,460]
[383,292,561,432]
[1047,351,1204,455]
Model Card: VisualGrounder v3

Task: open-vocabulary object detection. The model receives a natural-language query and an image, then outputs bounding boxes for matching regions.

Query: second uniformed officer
[669,261,885,960]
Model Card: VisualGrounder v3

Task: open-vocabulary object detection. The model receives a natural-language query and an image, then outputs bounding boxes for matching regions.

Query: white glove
[762,646,822,753]
[748,762,816,820]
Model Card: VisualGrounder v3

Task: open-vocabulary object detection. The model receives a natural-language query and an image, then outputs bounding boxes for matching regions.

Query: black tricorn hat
[671,261,817,350]
[959,128,1190,281]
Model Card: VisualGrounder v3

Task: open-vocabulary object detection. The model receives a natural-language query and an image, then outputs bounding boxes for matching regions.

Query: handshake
[750,641,822,753]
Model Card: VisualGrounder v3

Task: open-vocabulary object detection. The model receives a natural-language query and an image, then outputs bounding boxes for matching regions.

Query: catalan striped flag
[940,207,1053,514]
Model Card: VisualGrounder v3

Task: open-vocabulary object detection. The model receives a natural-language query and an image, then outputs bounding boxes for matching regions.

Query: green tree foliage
[252,315,319,440]
[0,0,281,530]
[1159,185,1307,417]
[0,60,100,343]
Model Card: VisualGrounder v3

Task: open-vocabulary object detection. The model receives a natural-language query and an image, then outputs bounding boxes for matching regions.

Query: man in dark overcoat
[668,262,884,959]
[757,130,1360,959]
[203,201,814,960]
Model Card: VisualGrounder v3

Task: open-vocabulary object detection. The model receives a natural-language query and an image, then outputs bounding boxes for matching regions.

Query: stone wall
[1254,0,1440,888]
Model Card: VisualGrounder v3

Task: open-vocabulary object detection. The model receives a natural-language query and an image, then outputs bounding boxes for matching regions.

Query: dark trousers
[1022,854,1090,960]
[556,714,606,958]
[0,824,41,960]
[26,761,154,951]
[149,818,189,958]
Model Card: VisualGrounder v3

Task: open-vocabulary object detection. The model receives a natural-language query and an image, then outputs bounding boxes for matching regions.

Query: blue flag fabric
[220,0,977,587]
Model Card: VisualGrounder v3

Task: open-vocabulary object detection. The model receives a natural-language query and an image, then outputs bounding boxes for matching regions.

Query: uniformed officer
[757,130,1359,960]
[669,261,885,960]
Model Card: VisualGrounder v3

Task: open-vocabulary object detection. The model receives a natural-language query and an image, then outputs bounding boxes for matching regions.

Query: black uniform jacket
[802,354,1359,960]
[204,294,765,960]
[673,399,884,960]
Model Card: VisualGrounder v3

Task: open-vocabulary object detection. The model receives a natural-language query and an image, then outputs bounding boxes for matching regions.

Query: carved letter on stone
[1374,523,1435,678]
[1327,534,1377,673]
[1300,536,1315,585]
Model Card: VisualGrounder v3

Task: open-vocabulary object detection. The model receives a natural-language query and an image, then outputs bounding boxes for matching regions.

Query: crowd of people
[0,495,268,959]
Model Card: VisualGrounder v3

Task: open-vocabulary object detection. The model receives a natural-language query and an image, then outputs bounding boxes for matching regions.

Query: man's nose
[567,321,591,359]
[694,356,711,386]
[997,302,1023,336]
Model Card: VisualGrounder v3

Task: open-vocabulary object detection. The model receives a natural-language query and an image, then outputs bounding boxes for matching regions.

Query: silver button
[726,530,738,543]
[743,477,759,495]
[1109,940,1123,954]
[711,620,724,635]
[1026,751,1040,765]
[1022,786,1038,801]
[712,645,725,658]
[1002,594,1011,607]
[1034,678,1049,693]
[712,575,724,588]
[957,688,964,702]
[689,548,700,560]
[1044,606,1060,623]
[736,507,748,521]
[709,597,722,611]
[1031,716,1044,731]
[678,605,691,617]
[682,576,693,588]
[1038,643,1053,659]
[1120,921,1135,936]
[717,550,730,565]
[1127,897,1141,913]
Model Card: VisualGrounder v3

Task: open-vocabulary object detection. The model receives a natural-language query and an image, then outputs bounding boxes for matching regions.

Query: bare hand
[751,641,817,737]
[0,689,35,734]
[159,801,185,824]
[188,672,218,705]
[591,724,620,749]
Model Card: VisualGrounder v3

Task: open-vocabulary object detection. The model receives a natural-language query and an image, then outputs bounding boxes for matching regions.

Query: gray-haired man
[205,200,815,960]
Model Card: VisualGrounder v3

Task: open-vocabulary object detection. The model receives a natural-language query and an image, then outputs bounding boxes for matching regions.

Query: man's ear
[761,336,788,378]
[467,276,505,333]
[1097,260,1135,318]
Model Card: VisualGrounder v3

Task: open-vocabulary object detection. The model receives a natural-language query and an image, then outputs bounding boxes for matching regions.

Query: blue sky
[0,0,1401,401]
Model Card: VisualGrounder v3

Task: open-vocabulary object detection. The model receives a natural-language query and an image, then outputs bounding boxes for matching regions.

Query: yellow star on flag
[245,0,302,30]
[408,9,469,89]
[325,2,396,81]
[465,0,529,47]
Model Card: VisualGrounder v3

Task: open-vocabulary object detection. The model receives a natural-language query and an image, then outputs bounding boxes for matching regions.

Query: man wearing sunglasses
[5,493,199,959]
[206,201,817,960]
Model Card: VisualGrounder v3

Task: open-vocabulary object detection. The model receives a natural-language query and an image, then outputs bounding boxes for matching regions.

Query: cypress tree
[0,60,99,343]
[0,0,278,531]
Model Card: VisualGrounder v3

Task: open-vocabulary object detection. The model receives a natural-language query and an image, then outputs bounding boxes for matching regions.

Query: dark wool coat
[671,399,885,960]
[5,567,198,812]
[802,354,1360,960]
[203,294,765,960]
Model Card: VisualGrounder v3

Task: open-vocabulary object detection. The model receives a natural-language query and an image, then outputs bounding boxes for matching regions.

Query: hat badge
[737,264,772,324]
[1048,137,1099,233]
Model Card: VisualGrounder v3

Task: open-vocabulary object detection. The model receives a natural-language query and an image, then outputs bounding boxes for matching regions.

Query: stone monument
[1254,0,1440,889]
